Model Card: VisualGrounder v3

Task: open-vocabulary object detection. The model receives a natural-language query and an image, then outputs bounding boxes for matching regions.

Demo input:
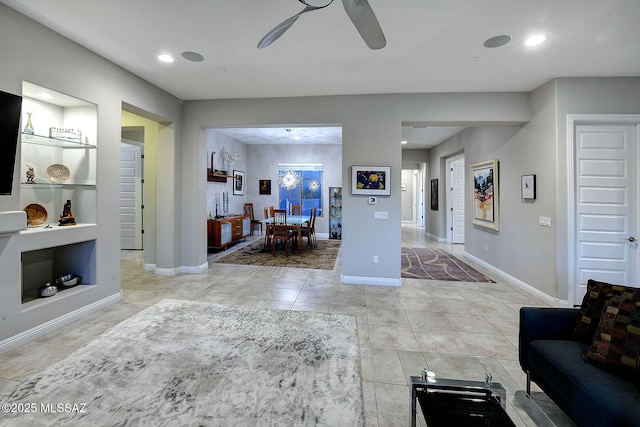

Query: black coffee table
[410,371,515,427]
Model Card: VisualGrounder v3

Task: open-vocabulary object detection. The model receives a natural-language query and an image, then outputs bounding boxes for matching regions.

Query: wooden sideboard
[207,215,251,248]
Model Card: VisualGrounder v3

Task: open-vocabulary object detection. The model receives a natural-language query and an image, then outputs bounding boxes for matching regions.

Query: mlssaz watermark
[2,402,88,413]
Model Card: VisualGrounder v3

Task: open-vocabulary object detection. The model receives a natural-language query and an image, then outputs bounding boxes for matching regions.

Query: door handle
[629,237,637,242]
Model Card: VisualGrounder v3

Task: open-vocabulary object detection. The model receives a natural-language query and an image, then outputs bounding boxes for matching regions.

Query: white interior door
[416,171,424,227]
[574,124,637,305]
[121,142,143,250]
[446,155,465,243]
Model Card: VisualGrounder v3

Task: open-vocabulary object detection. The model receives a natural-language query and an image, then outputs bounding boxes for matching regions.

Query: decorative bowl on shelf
[38,283,58,298]
[24,203,48,226]
[53,273,81,288]
[46,163,70,182]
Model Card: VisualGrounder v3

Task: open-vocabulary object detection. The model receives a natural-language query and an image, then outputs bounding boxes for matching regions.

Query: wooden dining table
[262,215,310,253]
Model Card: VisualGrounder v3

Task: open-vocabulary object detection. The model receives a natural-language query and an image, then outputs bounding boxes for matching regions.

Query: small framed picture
[521,174,536,200]
[233,170,245,196]
[430,179,438,210]
[351,166,391,196]
[259,179,271,195]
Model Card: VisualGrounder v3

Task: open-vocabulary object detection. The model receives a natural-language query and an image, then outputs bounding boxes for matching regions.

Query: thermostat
[368,196,377,205]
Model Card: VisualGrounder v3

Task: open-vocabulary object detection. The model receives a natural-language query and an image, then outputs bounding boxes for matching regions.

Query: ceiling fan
[258,0,386,50]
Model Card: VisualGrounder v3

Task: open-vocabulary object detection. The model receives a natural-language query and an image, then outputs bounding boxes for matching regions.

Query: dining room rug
[212,239,341,270]
[401,247,495,282]
[1,299,363,427]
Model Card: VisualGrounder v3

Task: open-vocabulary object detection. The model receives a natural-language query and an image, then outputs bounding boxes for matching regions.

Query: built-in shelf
[207,170,234,182]
[22,133,96,149]
[21,284,97,311]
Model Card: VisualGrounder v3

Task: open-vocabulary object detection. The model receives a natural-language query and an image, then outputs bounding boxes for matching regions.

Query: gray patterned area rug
[401,247,495,282]
[2,300,363,426]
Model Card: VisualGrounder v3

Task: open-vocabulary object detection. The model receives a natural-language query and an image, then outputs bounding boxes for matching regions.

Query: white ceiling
[5,0,639,148]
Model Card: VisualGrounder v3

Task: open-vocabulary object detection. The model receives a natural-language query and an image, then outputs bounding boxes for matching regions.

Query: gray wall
[0,4,182,341]
[181,93,531,285]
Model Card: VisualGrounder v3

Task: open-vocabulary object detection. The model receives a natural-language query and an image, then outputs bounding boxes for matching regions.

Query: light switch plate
[374,211,388,220]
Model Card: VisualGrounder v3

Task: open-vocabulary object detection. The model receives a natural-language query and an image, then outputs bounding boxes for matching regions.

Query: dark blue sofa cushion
[529,339,640,427]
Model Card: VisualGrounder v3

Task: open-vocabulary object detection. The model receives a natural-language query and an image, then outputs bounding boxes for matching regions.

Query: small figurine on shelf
[25,164,35,183]
[58,199,77,226]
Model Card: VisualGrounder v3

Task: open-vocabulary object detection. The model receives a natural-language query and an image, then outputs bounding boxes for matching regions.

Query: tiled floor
[0,225,575,426]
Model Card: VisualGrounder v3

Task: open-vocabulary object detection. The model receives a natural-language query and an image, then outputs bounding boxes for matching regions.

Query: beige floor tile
[366,308,410,328]
[458,332,519,360]
[1,225,569,427]
[371,349,406,385]
[413,331,473,355]
[369,326,421,352]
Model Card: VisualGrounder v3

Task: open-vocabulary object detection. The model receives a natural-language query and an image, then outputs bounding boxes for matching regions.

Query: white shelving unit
[18,82,98,306]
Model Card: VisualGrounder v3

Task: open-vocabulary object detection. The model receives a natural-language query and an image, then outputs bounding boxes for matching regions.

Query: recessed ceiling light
[401,140,408,145]
[525,34,547,47]
[182,51,204,62]
[37,92,53,100]
[158,54,174,63]
[483,35,512,48]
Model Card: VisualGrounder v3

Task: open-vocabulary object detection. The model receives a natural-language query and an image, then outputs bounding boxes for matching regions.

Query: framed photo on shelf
[430,179,438,210]
[233,170,245,196]
[521,174,536,200]
[259,179,271,195]
[351,166,391,196]
[470,159,499,231]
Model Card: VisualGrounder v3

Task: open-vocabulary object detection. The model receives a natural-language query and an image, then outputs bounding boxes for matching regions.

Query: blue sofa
[519,307,640,427]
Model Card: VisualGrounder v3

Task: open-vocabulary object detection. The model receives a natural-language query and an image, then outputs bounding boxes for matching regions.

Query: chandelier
[278,129,300,190]
[279,169,300,190]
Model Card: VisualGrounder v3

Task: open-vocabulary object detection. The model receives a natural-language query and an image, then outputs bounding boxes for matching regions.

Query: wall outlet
[539,216,551,227]
[484,245,488,252]
[373,256,379,264]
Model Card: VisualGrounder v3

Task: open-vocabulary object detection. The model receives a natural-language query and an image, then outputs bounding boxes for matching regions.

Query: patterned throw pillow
[583,290,640,375]
[573,280,632,343]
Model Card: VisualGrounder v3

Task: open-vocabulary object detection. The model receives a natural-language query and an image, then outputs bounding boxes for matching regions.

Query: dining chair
[300,207,317,248]
[271,224,294,257]
[263,206,274,249]
[291,205,302,215]
[244,203,262,236]
[269,206,275,218]
[273,209,287,225]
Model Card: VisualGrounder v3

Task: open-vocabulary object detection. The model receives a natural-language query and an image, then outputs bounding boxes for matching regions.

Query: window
[278,163,323,216]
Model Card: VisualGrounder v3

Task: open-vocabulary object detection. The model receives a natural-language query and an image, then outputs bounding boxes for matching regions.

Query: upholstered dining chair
[244,203,262,236]
[291,205,302,215]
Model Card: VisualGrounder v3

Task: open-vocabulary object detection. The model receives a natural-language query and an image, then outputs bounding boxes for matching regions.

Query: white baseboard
[180,262,209,274]
[426,232,447,243]
[341,275,401,287]
[0,292,123,355]
[143,263,156,271]
[463,252,567,307]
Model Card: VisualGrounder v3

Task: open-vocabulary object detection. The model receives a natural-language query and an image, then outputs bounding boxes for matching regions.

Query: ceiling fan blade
[341,0,386,49]
[257,5,317,49]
